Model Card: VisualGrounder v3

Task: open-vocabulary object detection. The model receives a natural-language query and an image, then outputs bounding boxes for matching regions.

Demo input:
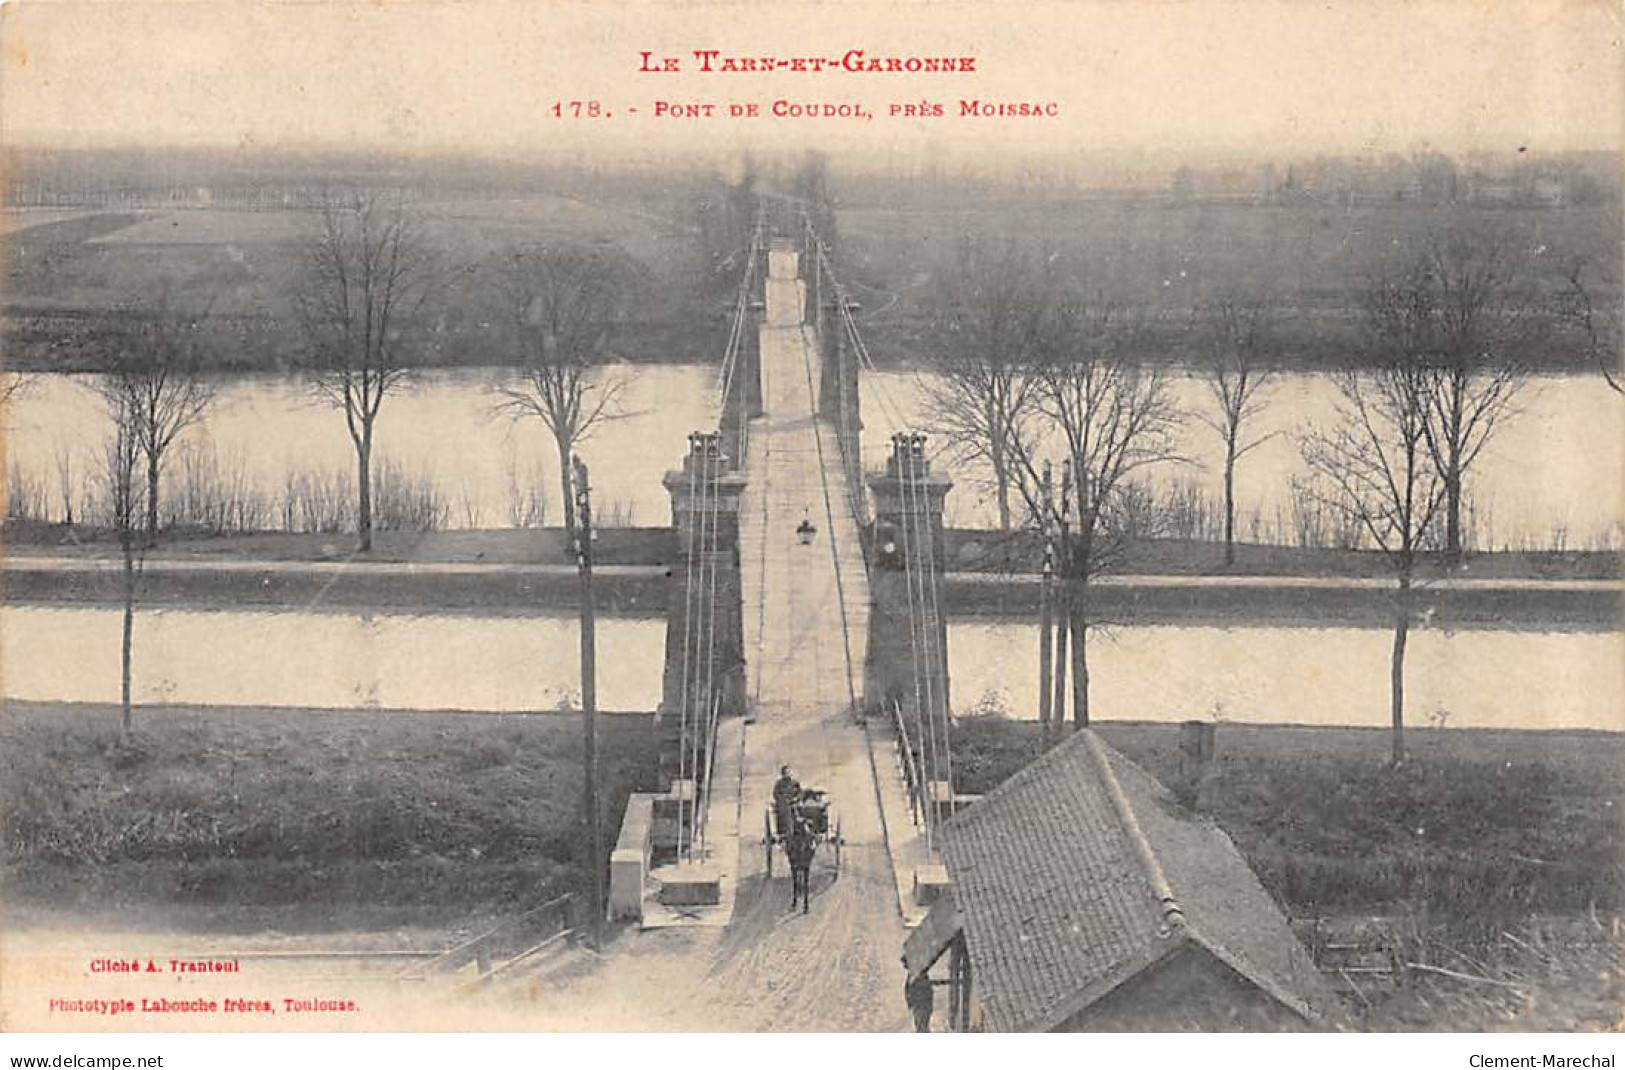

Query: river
[3,606,1619,732]
[6,365,1622,549]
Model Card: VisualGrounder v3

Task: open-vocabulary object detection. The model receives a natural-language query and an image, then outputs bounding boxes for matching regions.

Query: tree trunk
[1445,386,1465,564]
[992,453,1011,532]
[120,535,135,735]
[356,428,374,553]
[577,493,602,941]
[1223,438,1237,567]
[1070,601,1089,731]
[557,439,577,537]
[1444,476,1462,564]
[144,451,161,550]
[1390,573,1411,765]
[1037,567,1053,739]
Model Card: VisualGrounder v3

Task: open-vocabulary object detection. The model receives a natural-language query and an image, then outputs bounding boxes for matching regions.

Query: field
[1,195,724,372]
[0,701,660,933]
[6,194,1619,372]
[837,198,1624,370]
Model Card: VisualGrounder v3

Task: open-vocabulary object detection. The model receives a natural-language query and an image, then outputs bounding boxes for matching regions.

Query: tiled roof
[937,729,1338,1032]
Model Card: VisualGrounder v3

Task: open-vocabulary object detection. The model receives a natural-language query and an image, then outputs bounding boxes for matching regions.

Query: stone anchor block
[913,863,952,906]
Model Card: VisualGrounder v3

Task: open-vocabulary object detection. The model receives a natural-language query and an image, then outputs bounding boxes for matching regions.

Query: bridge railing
[399,892,578,987]
[892,699,923,830]
[695,689,724,857]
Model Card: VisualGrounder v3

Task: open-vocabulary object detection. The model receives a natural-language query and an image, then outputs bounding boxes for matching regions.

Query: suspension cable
[675,435,700,859]
[684,439,715,862]
[914,432,953,796]
[892,434,932,850]
[699,436,723,860]
[803,210,952,835]
[715,218,763,414]
[902,437,941,808]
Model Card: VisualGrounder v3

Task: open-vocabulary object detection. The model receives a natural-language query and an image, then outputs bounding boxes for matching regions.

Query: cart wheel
[833,816,843,871]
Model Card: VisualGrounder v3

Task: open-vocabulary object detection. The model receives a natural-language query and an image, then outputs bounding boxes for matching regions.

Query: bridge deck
[523,243,910,1030]
[742,251,870,721]
[738,240,878,836]
[715,242,904,1025]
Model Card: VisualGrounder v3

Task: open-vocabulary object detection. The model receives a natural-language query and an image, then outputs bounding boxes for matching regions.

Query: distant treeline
[1,145,718,217]
[8,144,1617,213]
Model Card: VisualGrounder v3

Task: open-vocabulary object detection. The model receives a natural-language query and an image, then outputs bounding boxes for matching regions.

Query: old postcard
[1,0,1621,1042]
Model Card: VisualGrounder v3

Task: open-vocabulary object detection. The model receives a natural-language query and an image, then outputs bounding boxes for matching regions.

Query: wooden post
[1038,543,1054,742]
[573,456,605,941]
[1051,460,1073,737]
[958,936,973,1032]
[1037,460,1055,740]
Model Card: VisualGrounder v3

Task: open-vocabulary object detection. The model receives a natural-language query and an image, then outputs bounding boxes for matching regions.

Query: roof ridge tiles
[1080,729,1187,935]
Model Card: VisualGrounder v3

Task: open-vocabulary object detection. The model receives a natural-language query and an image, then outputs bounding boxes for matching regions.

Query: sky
[1,0,1621,167]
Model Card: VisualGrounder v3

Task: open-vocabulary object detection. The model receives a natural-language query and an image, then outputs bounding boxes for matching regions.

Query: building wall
[1058,943,1317,1032]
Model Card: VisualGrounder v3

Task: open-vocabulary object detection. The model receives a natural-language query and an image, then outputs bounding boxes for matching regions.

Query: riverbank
[2,526,675,615]
[7,526,1619,627]
[943,530,1622,627]
[15,524,1615,578]
[2,524,678,565]
[942,530,1624,580]
[942,571,1624,629]
[0,701,659,933]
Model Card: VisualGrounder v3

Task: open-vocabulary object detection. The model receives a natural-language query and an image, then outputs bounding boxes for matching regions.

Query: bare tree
[295,190,435,552]
[1300,355,1447,766]
[922,237,1047,531]
[1559,253,1622,396]
[91,309,217,548]
[1193,297,1277,566]
[1382,233,1533,562]
[1014,293,1185,729]
[97,403,145,735]
[495,242,640,536]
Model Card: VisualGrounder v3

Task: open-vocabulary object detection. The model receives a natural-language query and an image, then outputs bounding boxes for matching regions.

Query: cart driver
[773,764,802,835]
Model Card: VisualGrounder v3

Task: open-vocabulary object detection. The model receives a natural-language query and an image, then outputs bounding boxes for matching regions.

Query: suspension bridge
[523,205,963,1029]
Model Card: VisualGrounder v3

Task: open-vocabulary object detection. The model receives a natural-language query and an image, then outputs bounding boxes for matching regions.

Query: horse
[786,818,817,913]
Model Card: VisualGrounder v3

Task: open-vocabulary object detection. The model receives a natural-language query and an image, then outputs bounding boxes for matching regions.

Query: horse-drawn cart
[763,789,843,876]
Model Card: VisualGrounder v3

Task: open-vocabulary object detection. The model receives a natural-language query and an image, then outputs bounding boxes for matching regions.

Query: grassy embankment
[8,524,1617,624]
[14,524,1614,581]
[938,532,1623,628]
[0,701,659,933]
[950,716,1625,1026]
[941,530,1623,581]
[952,717,1624,926]
[2,526,676,565]
[1,527,678,615]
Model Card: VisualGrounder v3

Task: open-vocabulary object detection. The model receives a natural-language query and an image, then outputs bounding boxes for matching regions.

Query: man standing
[903,960,934,1032]
[773,764,801,839]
